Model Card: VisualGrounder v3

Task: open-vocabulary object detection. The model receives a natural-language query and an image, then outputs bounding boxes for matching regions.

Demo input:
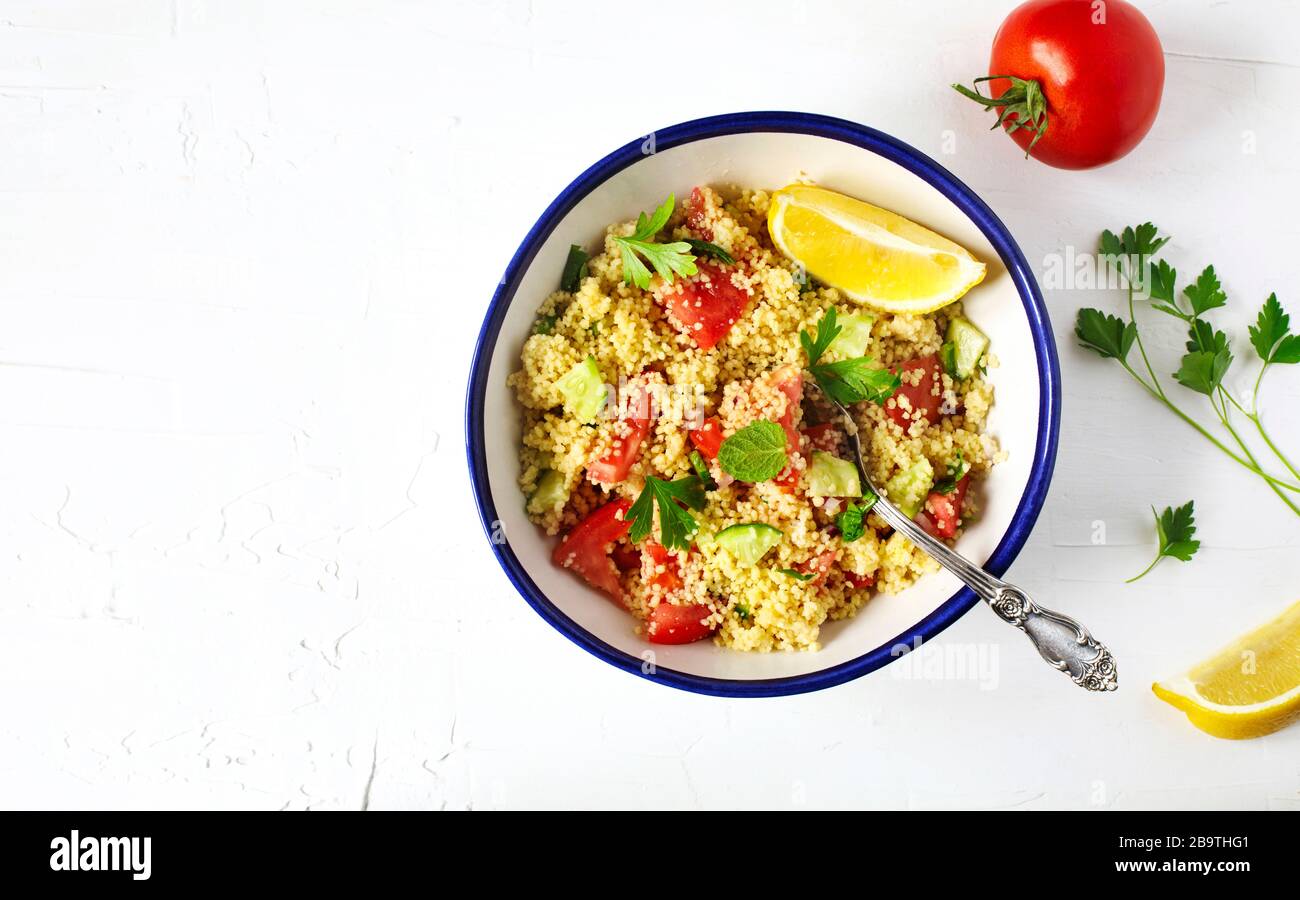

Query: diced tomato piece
[646,601,715,644]
[552,499,632,602]
[919,475,970,540]
[773,463,801,494]
[796,549,840,588]
[660,262,751,351]
[688,416,724,460]
[610,541,641,572]
[588,379,652,486]
[802,422,842,455]
[685,186,714,241]
[771,366,804,452]
[886,355,944,431]
[641,540,684,594]
[844,571,876,591]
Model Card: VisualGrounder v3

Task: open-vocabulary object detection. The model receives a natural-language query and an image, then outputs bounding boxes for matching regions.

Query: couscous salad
[509,185,1001,651]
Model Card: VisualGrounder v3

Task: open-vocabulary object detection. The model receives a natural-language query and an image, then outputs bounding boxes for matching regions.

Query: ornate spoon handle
[837,404,1118,691]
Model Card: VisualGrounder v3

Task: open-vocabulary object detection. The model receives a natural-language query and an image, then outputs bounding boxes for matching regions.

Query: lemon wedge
[768,184,986,314]
[1153,600,1300,740]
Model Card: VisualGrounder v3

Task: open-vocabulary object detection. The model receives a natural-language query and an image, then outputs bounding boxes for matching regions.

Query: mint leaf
[1183,265,1227,317]
[1076,308,1136,361]
[778,568,815,582]
[717,421,788,482]
[835,492,877,543]
[1174,349,1232,396]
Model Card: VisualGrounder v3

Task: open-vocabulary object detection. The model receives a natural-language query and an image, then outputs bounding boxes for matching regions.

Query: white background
[2,0,1299,810]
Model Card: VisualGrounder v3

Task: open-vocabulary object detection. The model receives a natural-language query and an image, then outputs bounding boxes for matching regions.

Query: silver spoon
[816,386,1118,692]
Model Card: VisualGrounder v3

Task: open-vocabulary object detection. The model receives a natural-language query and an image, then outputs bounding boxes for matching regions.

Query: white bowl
[466,112,1059,696]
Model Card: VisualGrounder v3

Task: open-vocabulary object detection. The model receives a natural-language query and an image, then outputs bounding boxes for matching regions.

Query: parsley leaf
[683,238,735,265]
[533,312,559,335]
[932,452,969,494]
[625,474,706,552]
[560,244,589,293]
[800,306,841,367]
[1127,501,1200,582]
[1174,348,1232,396]
[1186,319,1229,355]
[1250,293,1300,364]
[1100,223,1170,278]
[689,450,718,491]
[793,266,814,293]
[1276,336,1300,365]
[835,492,878,543]
[1075,308,1137,361]
[612,195,697,289]
[801,309,901,405]
[778,568,815,582]
[734,601,752,620]
[717,421,788,482]
[811,358,901,406]
[1183,265,1227,318]
[1145,258,1184,319]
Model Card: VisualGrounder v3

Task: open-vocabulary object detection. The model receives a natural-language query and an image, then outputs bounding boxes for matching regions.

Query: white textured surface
[2,0,1299,810]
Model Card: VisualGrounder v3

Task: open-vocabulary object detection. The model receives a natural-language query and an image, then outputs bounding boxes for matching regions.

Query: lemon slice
[768,184,986,314]
[1153,600,1300,740]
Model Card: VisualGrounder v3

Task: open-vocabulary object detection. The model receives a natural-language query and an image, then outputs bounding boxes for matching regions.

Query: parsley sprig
[1127,501,1201,583]
[800,308,901,406]
[612,195,698,289]
[625,474,706,553]
[1077,224,1300,516]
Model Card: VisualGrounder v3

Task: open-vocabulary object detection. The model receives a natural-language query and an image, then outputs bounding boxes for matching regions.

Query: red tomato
[771,366,804,451]
[685,186,715,241]
[773,464,801,494]
[660,262,751,351]
[796,549,840,588]
[610,541,641,573]
[587,379,652,486]
[919,475,970,540]
[802,422,843,455]
[552,499,631,602]
[844,571,876,591]
[688,416,724,460]
[772,370,806,492]
[886,355,943,431]
[641,540,684,594]
[646,601,715,644]
[965,0,1164,169]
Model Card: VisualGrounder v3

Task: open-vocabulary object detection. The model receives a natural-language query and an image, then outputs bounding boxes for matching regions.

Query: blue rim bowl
[465,111,1060,698]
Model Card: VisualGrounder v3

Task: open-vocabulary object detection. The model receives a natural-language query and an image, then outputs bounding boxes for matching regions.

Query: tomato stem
[952,75,1050,158]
